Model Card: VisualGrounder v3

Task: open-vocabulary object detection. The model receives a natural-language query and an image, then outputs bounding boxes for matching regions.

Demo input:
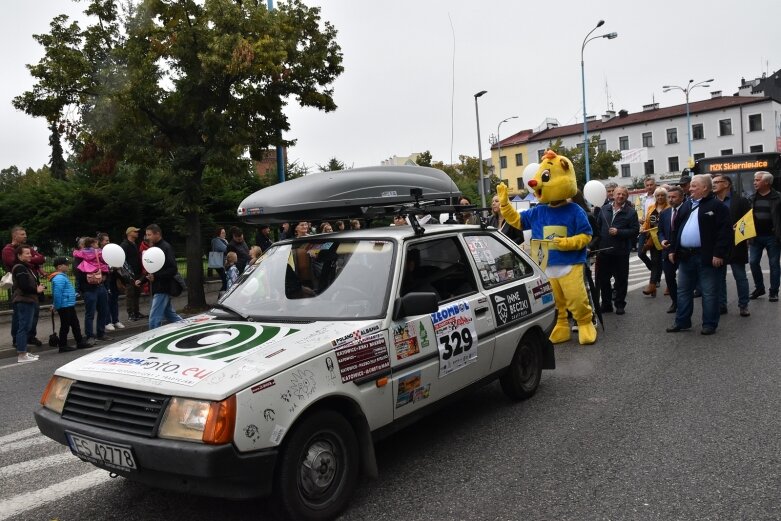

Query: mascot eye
[541,170,551,182]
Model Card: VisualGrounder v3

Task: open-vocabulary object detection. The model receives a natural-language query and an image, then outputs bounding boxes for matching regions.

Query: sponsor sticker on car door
[431,299,478,376]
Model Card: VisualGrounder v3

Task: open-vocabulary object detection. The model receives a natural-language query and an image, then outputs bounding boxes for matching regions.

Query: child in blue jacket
[49,257,91,352]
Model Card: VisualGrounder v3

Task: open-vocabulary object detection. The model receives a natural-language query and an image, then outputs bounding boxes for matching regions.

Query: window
[644,159,654,176]
[619,136,629,151]
[402,238,477,303]
[668,156,679,172]
[666,128,678,144]
[515,153,523,166]
[692,123,704,140]
[749,144,764,153]
[693,153,705,161]
[748,114,763,132]
[499,156,507,169]
[719,119,732,136]
[642,132,653,147]
[598,140,607,154]
[720,149,733,156]
[517,178,525,190]
[621,164,631,178]
[463,235,534,290]
[537,149,545,161]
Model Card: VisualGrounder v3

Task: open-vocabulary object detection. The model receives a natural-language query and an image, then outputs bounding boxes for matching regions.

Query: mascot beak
[528,180,538,188]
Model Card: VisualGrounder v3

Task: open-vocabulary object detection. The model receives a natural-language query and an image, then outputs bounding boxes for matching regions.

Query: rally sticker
[335,332,390,383]
[395,371,431,408]
[393,322,420,360]
[431,300,478,377]
[491,285,532,327]
[532,280,554,305]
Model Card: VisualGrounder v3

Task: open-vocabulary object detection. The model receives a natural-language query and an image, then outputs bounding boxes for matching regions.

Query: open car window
[221,239,395,320]
[464,234,535,288]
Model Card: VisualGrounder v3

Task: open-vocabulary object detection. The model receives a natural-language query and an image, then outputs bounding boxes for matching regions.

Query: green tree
[415,150,432,167]
[547,136,622,188]
[431,155,497,208]
[318,157,347,171]
[14,0,343,308]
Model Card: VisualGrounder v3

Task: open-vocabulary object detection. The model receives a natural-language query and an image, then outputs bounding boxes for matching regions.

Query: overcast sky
[2,0,779,172]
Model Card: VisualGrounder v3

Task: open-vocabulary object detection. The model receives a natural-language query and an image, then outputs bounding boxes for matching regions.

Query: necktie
[671,207,677,231]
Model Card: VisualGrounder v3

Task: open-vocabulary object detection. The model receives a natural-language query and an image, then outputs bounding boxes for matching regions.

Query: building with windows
[489,129,533,195]
[490,71,781,187]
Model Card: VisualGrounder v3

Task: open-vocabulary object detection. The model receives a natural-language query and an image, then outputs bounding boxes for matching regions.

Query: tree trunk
[185,209,207,309]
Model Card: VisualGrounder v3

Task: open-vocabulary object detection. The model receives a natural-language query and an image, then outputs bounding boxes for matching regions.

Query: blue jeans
[149,293,183,329]
[720,263,749,309]
[15,302,37,353]
[83,286,109,338]
[676,253,720,330]
[749,235,781,294]
[11,301,39,345]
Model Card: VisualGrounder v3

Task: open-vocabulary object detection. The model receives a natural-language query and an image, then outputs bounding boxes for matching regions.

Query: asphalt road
[1,257,779,521]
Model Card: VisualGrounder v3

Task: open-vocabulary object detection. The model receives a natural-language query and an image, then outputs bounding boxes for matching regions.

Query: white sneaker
[17,353,39,363]
[27,352,40,359]
[114,322,125,329]
[105,323,116,332]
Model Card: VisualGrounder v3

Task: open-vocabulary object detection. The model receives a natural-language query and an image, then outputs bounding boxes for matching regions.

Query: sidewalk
[0,280,222,359]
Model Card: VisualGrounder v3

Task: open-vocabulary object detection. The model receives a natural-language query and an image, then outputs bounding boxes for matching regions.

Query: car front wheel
[500,332,543,400]
[273,409,359,521]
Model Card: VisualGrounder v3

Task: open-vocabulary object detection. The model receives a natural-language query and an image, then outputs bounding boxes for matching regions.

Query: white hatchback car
[35,167,556,521]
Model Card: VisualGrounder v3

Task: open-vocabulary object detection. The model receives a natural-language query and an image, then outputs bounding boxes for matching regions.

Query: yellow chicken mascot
[497,149,596,345]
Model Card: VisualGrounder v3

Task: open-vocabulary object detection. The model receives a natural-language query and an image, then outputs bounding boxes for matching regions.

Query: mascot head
[528,150,577,204]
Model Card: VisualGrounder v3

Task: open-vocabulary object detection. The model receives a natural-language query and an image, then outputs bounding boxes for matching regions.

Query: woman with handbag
[11,244,44,363]
[210,227,229,294]
[640,188,669,297]
[74,237,110,342]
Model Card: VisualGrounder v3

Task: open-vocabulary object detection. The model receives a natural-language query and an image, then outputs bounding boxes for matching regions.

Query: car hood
[55,314,382,400]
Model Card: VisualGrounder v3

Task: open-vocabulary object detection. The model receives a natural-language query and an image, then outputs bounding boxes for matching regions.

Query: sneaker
[750,288,766,300]
[739,307,750,317]
[28,337,43,347]
[104,323,116,332]
[114,322,125,329]
[17,353,39,363]
[770,292,779,303]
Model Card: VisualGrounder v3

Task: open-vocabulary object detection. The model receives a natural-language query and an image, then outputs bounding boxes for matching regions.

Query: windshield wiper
[211,302,250,321]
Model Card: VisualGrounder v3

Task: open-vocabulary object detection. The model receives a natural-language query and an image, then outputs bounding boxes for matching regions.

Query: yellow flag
[647,227,662,250]
[530,239,550,271]
[735,209,756,245]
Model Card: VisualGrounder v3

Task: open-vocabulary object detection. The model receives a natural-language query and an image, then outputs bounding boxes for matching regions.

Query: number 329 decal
[431,300,478,376]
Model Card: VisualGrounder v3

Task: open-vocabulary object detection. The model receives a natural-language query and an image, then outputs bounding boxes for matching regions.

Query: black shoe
[719,305,728,315]
[740,307,750,317]
[770,292,779,302]
[77,339,94,348]
[615,307,625,315]
[136,313,148,319]
[58,345,78,353]
[701,327,716,335]
[666,304,677,313]
[750,288,766,300]
[28,337,43,347]
[693,290,702,298]
[666,324,691,333]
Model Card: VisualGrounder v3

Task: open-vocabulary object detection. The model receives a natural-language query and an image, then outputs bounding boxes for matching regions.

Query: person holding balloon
[73,237,111,342]
[137,224,183,329]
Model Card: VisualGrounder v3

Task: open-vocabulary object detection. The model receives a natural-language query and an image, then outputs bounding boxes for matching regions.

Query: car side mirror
[392,292,439,320]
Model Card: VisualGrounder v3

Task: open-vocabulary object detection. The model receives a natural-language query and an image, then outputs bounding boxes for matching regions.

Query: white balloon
[101,243,126,268]
[142,246,165,274]
[522,162,540,189]
[583,180,608,208]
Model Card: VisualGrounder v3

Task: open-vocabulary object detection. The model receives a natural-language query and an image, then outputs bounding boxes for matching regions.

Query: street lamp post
[474,90,488,210]
[581,20,618,183]
[662,78,714,167]
[497,116,518,182]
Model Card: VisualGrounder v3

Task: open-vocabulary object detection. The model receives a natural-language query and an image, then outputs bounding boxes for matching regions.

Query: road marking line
[0,452,80,478]
[0,469,111,521]
[0,436,51,454]
[0,427,40,445]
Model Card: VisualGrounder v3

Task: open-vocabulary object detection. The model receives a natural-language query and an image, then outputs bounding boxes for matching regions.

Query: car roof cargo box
[237,165,461,224]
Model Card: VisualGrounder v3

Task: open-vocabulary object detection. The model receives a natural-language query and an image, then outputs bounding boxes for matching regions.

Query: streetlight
[581,20,618,183]
[474,90,488,210]
[497,116,518,182]
[663,78,714,167]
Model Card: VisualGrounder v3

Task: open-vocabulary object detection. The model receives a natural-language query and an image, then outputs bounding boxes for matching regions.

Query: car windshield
[219,239,395,321]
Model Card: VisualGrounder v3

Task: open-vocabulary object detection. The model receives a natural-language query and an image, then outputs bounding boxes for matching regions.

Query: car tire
[273,409,360,521]
[500,332,543,401]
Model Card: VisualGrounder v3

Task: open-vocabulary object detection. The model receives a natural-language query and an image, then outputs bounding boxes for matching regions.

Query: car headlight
[40,376,75,414]
[159,395,236,444]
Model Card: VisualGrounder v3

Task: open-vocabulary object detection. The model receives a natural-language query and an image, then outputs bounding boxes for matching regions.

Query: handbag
[208,251,224,269]
[169,273,187,297]
[48,309,59,347]
[86,270,104,285]
[0,271,12,290]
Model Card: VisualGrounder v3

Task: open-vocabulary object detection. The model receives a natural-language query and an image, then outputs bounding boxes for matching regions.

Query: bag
[86,270,104,285]
[0,271,12,290]
[208,251,224,269]
[169,273,187,297]
[48,309,59,347]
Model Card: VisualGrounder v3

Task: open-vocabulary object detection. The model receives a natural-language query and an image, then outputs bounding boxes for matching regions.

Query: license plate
[66,432,137,472]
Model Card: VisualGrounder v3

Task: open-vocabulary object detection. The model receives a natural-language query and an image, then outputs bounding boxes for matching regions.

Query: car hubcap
[300,439,338,499]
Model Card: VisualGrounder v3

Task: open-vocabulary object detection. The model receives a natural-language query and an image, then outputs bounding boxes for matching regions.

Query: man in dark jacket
[713,174,752,316]
[666,175,731,335]
[139,224,182,329]
[748,171,781,302]
[658,186,685,313]
[121,226,146,321]
[3,225,46,348]
[227,227,251,273]
[255,225,274,253]
[596,186,640,315]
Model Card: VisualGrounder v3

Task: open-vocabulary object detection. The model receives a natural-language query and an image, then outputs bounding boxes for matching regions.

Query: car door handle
[474,306,489,315]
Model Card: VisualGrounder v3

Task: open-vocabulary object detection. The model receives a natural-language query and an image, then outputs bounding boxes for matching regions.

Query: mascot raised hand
[497,149,596,345]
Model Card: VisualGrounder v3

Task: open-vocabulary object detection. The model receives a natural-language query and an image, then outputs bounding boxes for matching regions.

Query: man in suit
[658,185,685,313]
[666,175,731,335]
[712,174,752,316]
